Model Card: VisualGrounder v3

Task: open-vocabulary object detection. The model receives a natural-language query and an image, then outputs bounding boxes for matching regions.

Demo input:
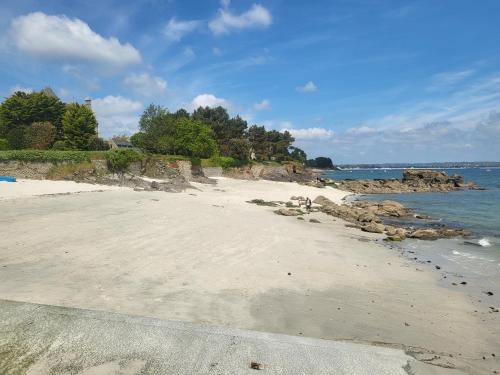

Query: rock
[297,217,305,221]
[274,208,302,216]
[408,229,440,240]
[361,222,386,233]
[150,181,160,190]
[335,170,475,194]
[309,218,321,223]
[357,212,379,223]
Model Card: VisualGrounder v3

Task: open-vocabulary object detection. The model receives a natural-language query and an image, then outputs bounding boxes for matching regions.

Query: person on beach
[305,197,312,210]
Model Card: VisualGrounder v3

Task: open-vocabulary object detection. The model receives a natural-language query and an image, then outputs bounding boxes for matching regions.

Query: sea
[322,167,500,297]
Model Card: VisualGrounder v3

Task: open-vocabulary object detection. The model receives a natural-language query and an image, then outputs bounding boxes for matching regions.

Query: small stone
[460,281,467,285]
[287,272,291,276]
[404,322,410,326]
[484,291,494,296]
[250,362,263,370]
[435,265,441,269]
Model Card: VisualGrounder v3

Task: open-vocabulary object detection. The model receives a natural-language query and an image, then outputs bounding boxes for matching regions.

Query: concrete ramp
[0,299,422,374]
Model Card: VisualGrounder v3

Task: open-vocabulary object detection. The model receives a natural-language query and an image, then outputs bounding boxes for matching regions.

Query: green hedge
[0,150,107,163]
[201,156,249,169]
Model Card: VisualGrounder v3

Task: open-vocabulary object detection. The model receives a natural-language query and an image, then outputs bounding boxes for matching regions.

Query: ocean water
[322,168,500,293]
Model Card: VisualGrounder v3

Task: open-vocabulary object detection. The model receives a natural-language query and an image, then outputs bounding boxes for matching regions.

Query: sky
[1,0,499,163]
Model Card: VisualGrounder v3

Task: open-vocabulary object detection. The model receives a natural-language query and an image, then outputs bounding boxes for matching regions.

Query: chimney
[84,97,98,137]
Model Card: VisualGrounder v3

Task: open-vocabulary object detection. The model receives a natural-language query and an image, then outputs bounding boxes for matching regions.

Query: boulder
[274,208,302,216]
[361,222,386,233]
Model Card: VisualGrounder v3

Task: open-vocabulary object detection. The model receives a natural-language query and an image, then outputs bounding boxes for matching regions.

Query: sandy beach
[0,178,498,374]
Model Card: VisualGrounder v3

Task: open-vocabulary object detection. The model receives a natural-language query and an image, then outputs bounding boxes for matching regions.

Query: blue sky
[1,0,500,163]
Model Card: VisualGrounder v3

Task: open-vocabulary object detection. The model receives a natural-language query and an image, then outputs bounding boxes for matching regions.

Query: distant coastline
[334,161,500,170]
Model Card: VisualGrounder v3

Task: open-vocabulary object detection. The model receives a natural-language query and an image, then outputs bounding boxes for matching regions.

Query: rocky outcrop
[222,163,318,182]
[330,169,476,194]
[313,195,470,241]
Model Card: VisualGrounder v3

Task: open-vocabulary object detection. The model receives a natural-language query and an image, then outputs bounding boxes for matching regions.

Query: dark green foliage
[0,138,9,150]
[0,91,65,139]
[289,146,307,163]
[51,140,69,150]
[87,135,110,151]
[6,128,26,149]
[248,125,267,160]
[227,138,250,160]
[130,132,145,148]
[24,122,56,149]
[105,149,141,174]
[0,150,95,163]
[62,103,97,150]
[307,157,334,169]
[201,156,247,168]
[192,106,247,157]
[247,125,295,161]
[138,105,218,158]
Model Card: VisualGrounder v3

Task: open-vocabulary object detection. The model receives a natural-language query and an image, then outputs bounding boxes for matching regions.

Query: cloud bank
[9,12,141,67]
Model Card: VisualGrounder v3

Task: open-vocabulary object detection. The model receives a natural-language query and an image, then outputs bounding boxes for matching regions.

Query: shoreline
[0,178,498,373]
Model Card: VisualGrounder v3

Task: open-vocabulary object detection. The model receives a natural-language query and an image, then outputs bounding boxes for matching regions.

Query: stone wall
[0,161,54,179]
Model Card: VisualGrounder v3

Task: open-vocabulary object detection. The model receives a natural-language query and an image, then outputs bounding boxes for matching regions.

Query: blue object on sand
[0,176,16,182]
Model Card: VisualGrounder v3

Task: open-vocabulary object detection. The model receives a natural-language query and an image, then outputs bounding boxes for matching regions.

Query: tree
[24,122,56,149]
[130,132,145,148]
[138,104,218,158]
[248,125,268,160]
[192,106,247,157]
[307,157,333,169]
[62,103,97,150]
[6,127,26,149]
[289,146,307,163]
[227,138,250,160]
[87,135,110,151]
[0,91,66,139]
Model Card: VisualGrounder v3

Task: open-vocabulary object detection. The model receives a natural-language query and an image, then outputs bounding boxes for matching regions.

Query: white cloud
[296,81,317,92]
[209,4,272,35]
[92,95,142,116]
[9,85,33,94]
[346,126,378,135]
[286,127,335,140]
[9,12,141,67]
[189,93,229,110]
[91,96,143,138]
[163,18,201,42]
[428,69,475,91]
[124,73,167,97]
[253,99,271,111]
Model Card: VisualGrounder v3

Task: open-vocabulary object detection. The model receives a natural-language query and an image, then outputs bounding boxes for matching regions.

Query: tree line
[131,104,308,162]
[0,90,316,164]
[0,89,108,151]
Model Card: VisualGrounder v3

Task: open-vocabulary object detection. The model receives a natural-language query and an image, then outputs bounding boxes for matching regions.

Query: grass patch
[201,156,249,169]
[47,162,98,180]
[247,199,279,207]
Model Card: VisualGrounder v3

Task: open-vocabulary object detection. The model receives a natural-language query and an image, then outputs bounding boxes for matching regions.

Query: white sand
[0,179,125,200]
[0,178,497,373]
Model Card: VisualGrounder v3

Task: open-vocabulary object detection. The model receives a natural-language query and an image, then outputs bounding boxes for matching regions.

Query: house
[109,139,134,149]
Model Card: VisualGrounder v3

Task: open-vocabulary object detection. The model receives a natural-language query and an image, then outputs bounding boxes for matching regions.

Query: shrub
[6,127,26,149]
[105,149,141,174]
[0,150,92,163]
[52,140,69,150]
[201,156,248,169]
[0,138,9,150]
[25,122,56,149]
[87,135,110,151]
[47,162,96,180]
